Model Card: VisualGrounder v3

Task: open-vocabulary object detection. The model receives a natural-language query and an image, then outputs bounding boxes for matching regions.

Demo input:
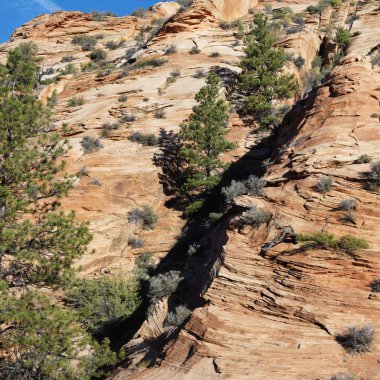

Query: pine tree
[0,43,92,288]
[239,13,298,130]
[179,72,236,213]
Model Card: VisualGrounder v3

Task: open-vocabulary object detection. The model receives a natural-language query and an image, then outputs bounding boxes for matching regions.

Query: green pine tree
[0,42,92,288]
[239,13,298,130]
[179,72,236,213]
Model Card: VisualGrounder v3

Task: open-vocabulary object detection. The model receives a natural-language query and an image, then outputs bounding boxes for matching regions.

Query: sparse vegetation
[241,206,271,228]
[81,136,103,154]
[193,69,206,78]
[128,206,158,230]
[316,176,334,193]
[209,51,221,58]
[66,275,140,333]
[246,175,266,196]
[222,179,247,203]
[370,278,380,292]
[101,122,120,138]
[89,48,107,62]
[294,56,306,69]
[165,44,177,55]
[148,271,183,304]
[366,161,380,191]
[154,109,166,119]
[128,237,145,248]
[335,27,351,51]
[371,53,380,67]
[91,10,116,21]
[355,154,372,164]
[105,40,125,50]
[338,199,357,211]
[296,232,369,254]
[128,132,159,146]
[331,373,356,380]
[68,96,85,107]
[336,325,374,354]
[164,305,192,327]
[339,211,356,224]
[61,55,74,62]
[370,112,379,118]
[90,178,102,186]
[120,114,136,123]
[118,95,128,102]
[77,166,90,177]
[71,35,97,51]
[133,58,168,69]
[60,63,78,75]
[189,46,201,54]
[131,7,147,18]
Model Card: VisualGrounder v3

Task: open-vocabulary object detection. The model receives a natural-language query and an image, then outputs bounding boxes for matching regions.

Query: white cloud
[31,0,63,12]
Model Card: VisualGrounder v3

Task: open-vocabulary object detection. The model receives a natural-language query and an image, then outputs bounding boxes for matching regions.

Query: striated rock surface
[1,0,380,379]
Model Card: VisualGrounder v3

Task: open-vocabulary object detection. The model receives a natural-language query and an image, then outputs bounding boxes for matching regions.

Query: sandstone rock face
[1,0,380,379]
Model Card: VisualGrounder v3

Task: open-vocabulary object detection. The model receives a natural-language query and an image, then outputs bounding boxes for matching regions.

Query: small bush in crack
[67,96,85,107]
[316,176,334,193]
[246,175,266,196]
[128,132,158,146]
[89,48,107,62]
[370,113,379,119]
[128,206,158,230]
[148,271,183,304]
[338,199,357,211]
[339,211,356,224]
[164,305,192,327]
[81,136,103,154]
[118,95,128,102]
[331,373,356,380]
[128,237,145,248]
[189,46,201,55]
[370,278,380,292]
[120,114,136,123]
[101,122,120,138]
[154,110,166,119]
[77,166,90,177]
[164,44,177,55]
[355,154,372,164]
[193,69,206,78]
[371,54,380,67]
[135,252,155,272]
[335,27,351,51]
[61,55,74,63]
[71,35,97,51]
[105,40,125,50]
[241,206,271,228]
[335,325,374,354]
[366,161,380,191]
[222,180,247,203]
[209,51,221,58]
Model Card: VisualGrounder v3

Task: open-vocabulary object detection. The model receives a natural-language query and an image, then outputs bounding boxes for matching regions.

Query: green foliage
[60,63,78,75]
[0,288,116,379]
[128,236,144,248]
[133,58,168,69]
[89,48,107,62]
[68,96,85,107]
[164,305,192,327]
[71,35,97,51]
[316,176,334,193]
[239,14,298,130]
[91,10,116,21]
[129,132,159,146]
[0,43,92,288]
[66,275,141,333]
[105,40,125,50]
[335,27,351,51]
[296,232,369,254]
[148,271,183,304]
[128,205,158,230]
[179,72,236,209]
[131,7,147,17]
[355,154,372,164]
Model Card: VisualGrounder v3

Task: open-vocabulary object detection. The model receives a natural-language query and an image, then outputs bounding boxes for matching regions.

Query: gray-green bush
[148,271,183,304]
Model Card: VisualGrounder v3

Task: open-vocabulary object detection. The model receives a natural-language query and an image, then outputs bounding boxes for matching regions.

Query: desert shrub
[355,154,372,164]
[165,44,177,55]
[193,69,206,78]
[302,68,326,93]
[209,51,221,58]
[371,54,380,67]
[81,136,103,154]
[154,109,166,119]
[164,305,192,327]
[135,252,155,270]
[330,0,342,6]
[148,271,183,303]
[95,34,104,39]
[91,10,116,21]
[338,199,357,211]
[61,55,74,62]
[209,212,223,222]
[128,237,145,248]
[187,243,201,256]
[370,113,379,118]
[367,161,380,190]
[246,175,266,196]
[89,179,102,186]
[118,95,128,102]
[96,69,113,78]
[189,46,201,54]
[128,132,158,146]
[77,166,89,177]
[331,373,356,380]
[241,205,271,228]
[294,56,306,69]
[316,176,334,193]
[222,180,247,203]
[105,40,125,50]
[219,20,242,30]
[131,8,147,17]
[81,61,99,72]
[101,122,120,137]
[133,58,168,69]
[128,206,158,230]
[335,326,374,354]
[120,114,136,123]
[60,63,78,75]
[66,275,141,333]
[293,15,305,26]
[68,96,85,107]
[89,48,107,62]
[71,35,97,51]
[296,232,369,253]
[370,278,380,292]
[177,0,193,11]
[335,27,351,50]
[339,211,356,224]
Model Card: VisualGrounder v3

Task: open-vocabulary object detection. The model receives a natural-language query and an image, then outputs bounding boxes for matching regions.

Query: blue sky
[0,0,159,43]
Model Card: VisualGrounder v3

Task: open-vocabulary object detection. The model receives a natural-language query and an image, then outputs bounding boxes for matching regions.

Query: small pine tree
[0,43,92,288]
[179,72,236,212]
[239,14,298,130]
